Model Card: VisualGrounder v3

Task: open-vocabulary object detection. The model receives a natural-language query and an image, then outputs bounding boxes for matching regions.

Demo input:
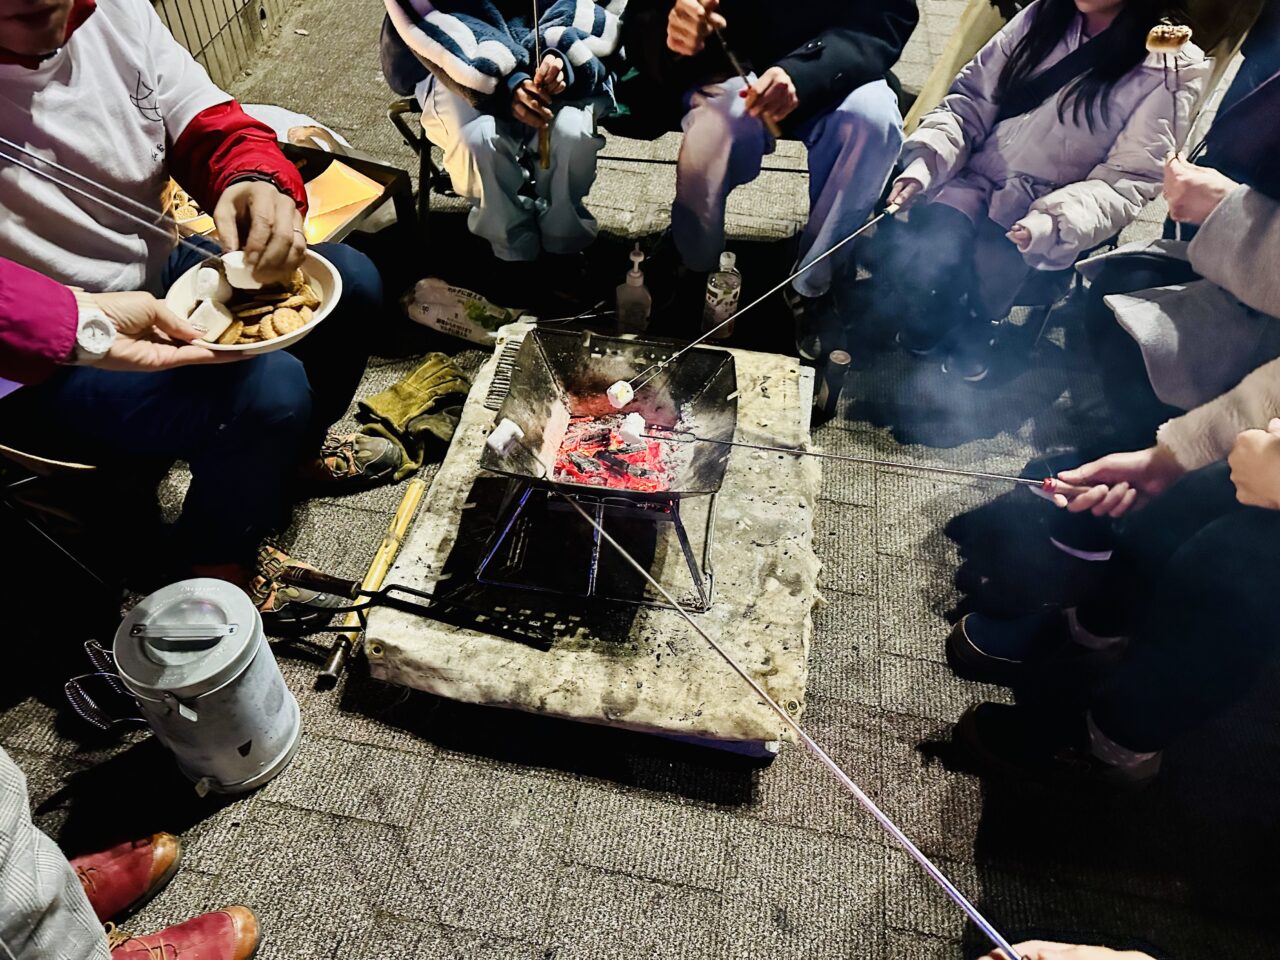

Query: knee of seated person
[312,242,383,311]
[228,353,313,433]
[828,84,903,153]
[458,113,503,155]
[685,93,760,151]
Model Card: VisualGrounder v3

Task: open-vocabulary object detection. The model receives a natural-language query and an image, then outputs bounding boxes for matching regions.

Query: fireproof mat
[365,323,821,748]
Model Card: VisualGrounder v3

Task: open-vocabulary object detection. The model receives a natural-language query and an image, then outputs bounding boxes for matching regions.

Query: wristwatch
[69,304,118,365]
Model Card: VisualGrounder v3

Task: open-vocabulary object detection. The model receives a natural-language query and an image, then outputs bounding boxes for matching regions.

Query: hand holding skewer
[1163,154,1238,226]
[1043,445,1185,517]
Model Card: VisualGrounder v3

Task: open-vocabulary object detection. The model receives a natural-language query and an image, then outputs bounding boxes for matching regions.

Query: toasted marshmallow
[220,251,263,290]
[618,412,646,446]
[487,418,525,456]
[193,266,233,304]
[190,300,235,343]
[607,380,634,409]
[1146,22,1192,53]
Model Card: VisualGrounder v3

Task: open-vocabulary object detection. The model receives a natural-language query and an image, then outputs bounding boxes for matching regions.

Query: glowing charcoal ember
[552,414,674,492]
[607,380,634,409]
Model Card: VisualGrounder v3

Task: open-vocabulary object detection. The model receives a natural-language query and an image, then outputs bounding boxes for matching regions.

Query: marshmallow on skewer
[607,380,634,409]
[618,412,646,446]
[487,418,525,456]
[219,251,263,291]
[189,300,235,343]
[1146,21,1192,53]
[193,265,234,303]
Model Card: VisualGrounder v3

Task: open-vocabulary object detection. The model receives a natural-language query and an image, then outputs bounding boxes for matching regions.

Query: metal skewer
[715,29,782,139]
[646,430,1047,488]
[533,0,551,170]
[488,437,1023,960]
[0,143,217,262]
[629,204,900,393]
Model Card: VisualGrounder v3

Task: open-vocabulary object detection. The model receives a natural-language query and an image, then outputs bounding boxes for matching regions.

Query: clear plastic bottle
[615,244,652,334]
[702,251,742,340]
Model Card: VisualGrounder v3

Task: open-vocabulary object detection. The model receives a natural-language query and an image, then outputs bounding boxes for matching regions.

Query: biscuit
[269,307,306,335]
[233,303,276,318]
[216,320,244,345]
[241,324,260,338]
[299,284,321,309]
[299,306,313,325]
[175,203,200,220]
[259,316,277,340]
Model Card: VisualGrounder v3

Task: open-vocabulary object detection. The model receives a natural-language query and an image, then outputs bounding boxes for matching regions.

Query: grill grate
[484,335,527,411]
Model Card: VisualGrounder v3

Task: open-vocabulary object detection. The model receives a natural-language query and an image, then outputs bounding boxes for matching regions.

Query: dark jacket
[619,0,918,131]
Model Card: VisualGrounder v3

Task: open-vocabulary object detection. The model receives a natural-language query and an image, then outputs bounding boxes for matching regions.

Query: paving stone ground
[4,3,1275,958]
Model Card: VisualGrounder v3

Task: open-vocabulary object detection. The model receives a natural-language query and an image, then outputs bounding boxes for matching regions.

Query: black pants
[1077,462,1280,752]
[1083,254,1201,449]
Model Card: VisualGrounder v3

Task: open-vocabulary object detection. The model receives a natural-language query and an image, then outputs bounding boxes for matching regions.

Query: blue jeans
[672,77,903,297]
[0,240,382,567]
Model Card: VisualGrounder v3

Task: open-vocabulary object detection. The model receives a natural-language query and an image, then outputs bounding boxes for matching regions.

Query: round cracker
[259,316,277,340]
[215,320,244,345]
[270,307,306,335]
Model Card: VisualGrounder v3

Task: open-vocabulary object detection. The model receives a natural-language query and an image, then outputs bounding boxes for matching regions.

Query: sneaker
[954,702,1158,788]
[785,286,845,362]
[108,906,260,959]
[251,542,347,629]
[895,328,945,358]
[298,433,402,491]
[941,334,996,383]
[72,833,182,923]
[946,611,1125,686]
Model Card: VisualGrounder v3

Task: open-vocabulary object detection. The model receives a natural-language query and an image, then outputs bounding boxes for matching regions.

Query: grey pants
[0,748,108,960]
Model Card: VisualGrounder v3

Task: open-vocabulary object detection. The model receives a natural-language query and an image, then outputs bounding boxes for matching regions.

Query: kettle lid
[114,579,261,700]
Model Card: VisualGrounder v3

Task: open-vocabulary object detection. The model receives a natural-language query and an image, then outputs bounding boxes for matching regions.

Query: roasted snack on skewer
[1146,21,1193,53]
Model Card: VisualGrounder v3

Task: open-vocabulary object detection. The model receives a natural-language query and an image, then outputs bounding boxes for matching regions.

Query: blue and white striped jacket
[382,0,624,112]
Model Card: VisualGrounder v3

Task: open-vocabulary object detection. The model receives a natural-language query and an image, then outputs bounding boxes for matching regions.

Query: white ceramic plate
[165,249,342,355]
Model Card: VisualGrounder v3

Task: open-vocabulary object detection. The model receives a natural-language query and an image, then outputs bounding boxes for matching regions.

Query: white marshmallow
[193,266,233,304]
[219,251,263,290]
[189,300,235,343]
[487,418,525,456]
[607,380,634,409]
[618,412,646,446]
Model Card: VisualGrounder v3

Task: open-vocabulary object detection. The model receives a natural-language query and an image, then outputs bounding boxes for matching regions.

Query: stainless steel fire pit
[476,329,739,611]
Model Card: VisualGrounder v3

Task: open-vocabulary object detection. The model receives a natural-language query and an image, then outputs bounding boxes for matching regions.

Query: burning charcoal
[595,450,631,474]
[627,464,654,478]
[568,452,600,473]
[614,443,647,455]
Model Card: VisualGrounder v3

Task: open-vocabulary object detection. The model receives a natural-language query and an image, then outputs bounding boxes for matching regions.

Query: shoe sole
[1048,536,1113,563]
[114,841,184,923]
[939,358,990,382]
[944,619,1031,687]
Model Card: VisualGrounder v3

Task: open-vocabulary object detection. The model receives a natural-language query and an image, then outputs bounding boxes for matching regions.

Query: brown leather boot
[70,833,182,923]
[108,906,260,959]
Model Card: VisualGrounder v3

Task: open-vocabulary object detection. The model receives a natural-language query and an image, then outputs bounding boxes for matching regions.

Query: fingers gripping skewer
[716,30,782,139]
[483,425,1023,960]
[619,204,901,400]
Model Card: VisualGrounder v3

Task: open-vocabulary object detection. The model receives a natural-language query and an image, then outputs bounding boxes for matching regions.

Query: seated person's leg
[535,98,609,256]
[672,75,770,273]
[1083,257,1201,449]
[415,75,541,261]
[1087,466,1280,766]
[884,203,977,353]
[792,79,904,300]
[0,748,109,959]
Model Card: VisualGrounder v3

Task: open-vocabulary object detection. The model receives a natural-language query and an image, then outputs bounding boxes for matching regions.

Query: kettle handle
[130,623,238,643]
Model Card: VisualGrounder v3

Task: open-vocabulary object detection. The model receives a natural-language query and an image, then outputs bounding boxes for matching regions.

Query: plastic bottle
[615,244,652,334]
[702,251,742,340]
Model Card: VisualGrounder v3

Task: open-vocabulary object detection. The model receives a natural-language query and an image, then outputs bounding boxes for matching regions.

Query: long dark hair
[995,0,1183,131]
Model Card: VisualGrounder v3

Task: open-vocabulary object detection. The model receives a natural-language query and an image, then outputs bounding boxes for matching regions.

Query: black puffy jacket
[619,0,919,132]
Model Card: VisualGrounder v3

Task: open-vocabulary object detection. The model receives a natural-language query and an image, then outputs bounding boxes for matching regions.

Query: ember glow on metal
[552,415,674,493]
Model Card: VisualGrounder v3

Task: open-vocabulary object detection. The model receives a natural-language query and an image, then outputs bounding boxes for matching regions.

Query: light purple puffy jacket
[900,1,1210,270]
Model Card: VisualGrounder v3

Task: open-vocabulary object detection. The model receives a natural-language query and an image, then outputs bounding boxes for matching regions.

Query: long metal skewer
[629,205,899,393]
[0,147,216,261]
[533,0,551,169]
[715,29,782,138]
[496,438,1022,960]
[647,430,1046,488]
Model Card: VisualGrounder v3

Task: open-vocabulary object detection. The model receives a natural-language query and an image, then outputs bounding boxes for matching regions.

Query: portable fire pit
[363,322,821,754]
[477,329,737,611]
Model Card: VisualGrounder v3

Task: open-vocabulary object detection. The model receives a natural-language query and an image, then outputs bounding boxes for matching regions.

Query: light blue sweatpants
[673,76,904,297]
[416,76,608,262]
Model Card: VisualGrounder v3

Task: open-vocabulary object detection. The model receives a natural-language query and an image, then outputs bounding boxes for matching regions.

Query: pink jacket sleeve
[0,258,77,385]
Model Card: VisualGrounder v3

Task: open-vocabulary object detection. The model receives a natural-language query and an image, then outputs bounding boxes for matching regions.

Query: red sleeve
[169,101,308,216]
[0,259,77,385]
